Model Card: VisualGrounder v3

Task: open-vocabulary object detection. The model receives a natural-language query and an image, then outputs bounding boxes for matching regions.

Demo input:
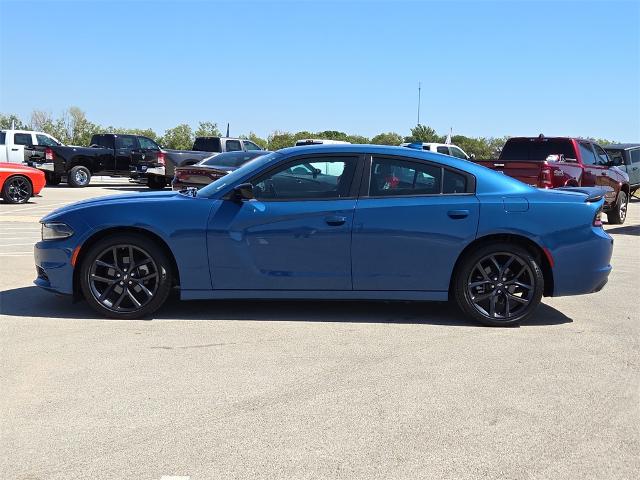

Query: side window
[226,140,242,152]
[0,132,5,145]
[14,133,33,146]
[443,169,468,194]
[115,135,138,150]
[593,145,609,166]
[36,134,58,147]
[252,156,357,200]
[436,146,450,155]
[138,137,160,151]
[579,142,597,165]
[243,141,262,151]
[631,149,640,164]
[449,147,468,159]
[370,157,441,196]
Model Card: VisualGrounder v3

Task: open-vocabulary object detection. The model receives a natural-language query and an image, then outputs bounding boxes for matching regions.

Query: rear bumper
[551,227,613,296]
[129,165,166,183]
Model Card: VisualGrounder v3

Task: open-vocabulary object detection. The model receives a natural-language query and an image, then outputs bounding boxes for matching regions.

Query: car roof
[603,143,640,150]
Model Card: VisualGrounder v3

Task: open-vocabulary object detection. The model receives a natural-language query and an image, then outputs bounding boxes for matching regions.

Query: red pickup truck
[474,136,630,224]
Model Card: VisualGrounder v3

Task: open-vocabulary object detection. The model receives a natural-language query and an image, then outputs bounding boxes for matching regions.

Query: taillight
[45,148,54,161]
[157,152,166,166]
[539,166,553,188]
[593,207,603,227]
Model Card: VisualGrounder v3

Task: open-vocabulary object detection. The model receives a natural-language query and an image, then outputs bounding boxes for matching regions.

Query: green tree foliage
[0,113,28,130]
[405,124,444,143]
[160,124,194,150]
[371,132,404,145]
[195,121,221,138]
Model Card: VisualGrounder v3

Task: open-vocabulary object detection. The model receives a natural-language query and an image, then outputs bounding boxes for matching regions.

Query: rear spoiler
[555,186,606,203]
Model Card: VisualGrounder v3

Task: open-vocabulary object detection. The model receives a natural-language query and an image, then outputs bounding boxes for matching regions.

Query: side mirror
[469,153,476,160]
[232,182,254,201]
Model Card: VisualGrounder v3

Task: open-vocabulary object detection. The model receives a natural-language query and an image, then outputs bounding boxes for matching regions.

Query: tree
[404,124,443,143]
[0,113,27,130]
[346,134,370,144]
[161,124,194,150]
[195,121,221,138]
[268,131,295,150]
[371,132,404,145]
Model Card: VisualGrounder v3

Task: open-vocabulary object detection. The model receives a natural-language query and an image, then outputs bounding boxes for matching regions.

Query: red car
[0,163,46,204]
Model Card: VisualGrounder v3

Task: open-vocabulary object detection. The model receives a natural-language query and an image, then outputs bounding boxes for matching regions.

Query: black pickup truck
[28,133,164,187]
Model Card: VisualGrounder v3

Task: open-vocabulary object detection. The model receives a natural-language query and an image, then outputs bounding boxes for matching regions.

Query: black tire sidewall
[453,242,544,327]
[79,233,173,319]
[68,166,91,188]
[2,175,33,204]
[608,191,627,225]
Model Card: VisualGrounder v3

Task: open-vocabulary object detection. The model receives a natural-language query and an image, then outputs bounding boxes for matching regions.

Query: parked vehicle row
[34,144,614,326]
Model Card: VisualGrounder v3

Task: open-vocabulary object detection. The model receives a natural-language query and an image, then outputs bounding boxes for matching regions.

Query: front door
[352,155,479,292]
[207,155,360,290]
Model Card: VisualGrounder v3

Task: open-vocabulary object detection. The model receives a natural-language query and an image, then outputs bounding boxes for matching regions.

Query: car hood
[41,190,178,222]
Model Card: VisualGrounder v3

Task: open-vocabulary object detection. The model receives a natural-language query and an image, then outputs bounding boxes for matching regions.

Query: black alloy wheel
[2,176,32,204]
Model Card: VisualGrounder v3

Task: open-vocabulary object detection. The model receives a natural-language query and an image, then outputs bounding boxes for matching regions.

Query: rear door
[114,135,140,173]
[11,132,32,164]
[352,155,479,292]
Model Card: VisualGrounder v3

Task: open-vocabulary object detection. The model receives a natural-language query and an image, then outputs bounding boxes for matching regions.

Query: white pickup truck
[0,129,63,164]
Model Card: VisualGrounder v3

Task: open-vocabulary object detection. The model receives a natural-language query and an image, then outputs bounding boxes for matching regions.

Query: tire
[147,176,167,190]
[2,175,33,204]
[45,172,61,186]
[67,166,91,188]
[79,233,173,319]
[607,191,627,225]
[453,242,544,327]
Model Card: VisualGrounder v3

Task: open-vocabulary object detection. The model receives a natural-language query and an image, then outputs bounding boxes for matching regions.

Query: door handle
[11,148,19,151]
[325,215,346,226]
[447,209,469,219]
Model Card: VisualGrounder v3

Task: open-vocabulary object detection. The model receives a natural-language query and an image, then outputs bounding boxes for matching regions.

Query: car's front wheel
[79,233,173,319]
[453,243,544,326]
[607,191,627,225]
[2,175,33,204]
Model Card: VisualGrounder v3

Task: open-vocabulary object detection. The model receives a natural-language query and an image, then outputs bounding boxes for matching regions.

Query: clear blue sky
[1,0,638,141]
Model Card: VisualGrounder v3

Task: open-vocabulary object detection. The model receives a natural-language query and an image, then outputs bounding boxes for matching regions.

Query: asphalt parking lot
[1,181,639,480]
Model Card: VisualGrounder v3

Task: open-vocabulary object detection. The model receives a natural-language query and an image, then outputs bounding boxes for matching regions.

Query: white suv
[401,142,473,160]
[0,129,63,164]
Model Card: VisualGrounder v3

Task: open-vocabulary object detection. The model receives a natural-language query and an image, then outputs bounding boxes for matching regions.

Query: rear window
[500,138,576,161]
[201,151,264,167]
[193,137,222,153]
[91,135,115,149]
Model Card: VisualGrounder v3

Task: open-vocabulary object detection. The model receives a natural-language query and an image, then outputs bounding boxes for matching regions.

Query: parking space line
[0,243,38,247]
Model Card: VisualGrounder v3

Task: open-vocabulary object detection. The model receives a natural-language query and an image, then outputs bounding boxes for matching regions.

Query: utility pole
[417,82,421,126]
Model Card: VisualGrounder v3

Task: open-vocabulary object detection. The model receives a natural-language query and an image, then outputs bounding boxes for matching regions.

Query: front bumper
[34,240,75,295]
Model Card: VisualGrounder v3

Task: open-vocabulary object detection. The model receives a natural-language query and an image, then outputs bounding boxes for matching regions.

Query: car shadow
[102,186,151,192]
[0,286,572,327]
[605,224,640,236]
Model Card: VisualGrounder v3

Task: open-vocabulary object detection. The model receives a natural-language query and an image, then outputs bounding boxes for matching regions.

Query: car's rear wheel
[45,172,61,186]
[607,191,627,225]
[68,166,91,187]
[147,176,167,190]
[79,233,173,319]
[453,243,544,326]
[2,175,33,204]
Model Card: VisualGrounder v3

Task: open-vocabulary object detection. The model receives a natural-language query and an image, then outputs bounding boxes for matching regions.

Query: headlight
[41,222,74,241]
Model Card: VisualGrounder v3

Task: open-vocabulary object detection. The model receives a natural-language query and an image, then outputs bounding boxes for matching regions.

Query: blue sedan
[34,145,613,326]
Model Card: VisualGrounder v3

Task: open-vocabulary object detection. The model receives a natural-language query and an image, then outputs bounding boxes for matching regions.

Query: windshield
[197,152,281,198]
[604,149,624,165]
[199,152,266,168]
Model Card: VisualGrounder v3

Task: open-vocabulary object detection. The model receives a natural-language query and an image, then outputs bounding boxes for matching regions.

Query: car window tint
[14,133,33,146]
[370,157,442,196]
[115,135,137,150]
[0,132,5,145]
[194,137,222,152]
[443,169,467,193]
[436,146,450,155]
[605,149,625,166]
[501,138,576,160]
[203,152,263,167]
[243,141,262,151]
[253,156,357,200]
[36,134,58,147]
[631,149,640,164]
[449,147,468,159]
[138,137,160,150]
[579,142,597,165]
[226,140,242,152]
[593,145,609,166]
